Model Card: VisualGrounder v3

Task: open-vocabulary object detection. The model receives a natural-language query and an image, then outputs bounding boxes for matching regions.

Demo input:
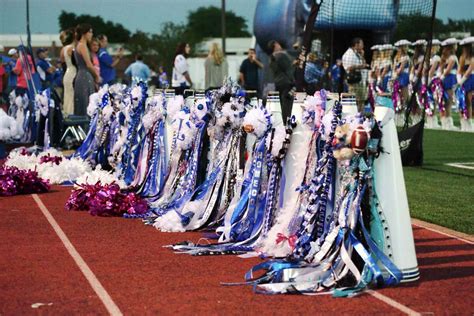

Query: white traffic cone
[374,103,419,282]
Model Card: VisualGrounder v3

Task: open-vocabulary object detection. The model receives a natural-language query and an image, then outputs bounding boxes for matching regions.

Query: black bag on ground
[398,118,424,166]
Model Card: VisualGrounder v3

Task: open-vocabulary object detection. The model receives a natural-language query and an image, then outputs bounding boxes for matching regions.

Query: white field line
[445,162,474,170]
[367,290,422,316]
[32,194,123,316]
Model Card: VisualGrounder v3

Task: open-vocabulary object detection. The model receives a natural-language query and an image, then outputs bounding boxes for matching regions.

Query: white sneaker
[440,116,448,130]
[446,117,459,131]
[425,116,440,129]
[463,119,473,132]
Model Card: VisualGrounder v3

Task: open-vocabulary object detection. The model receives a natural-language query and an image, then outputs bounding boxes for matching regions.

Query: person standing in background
[342,37,368,111]
[379,45,394,92]
[97,34,123,85]
[392,40,411,111]
[172,42,193,95]
[239,48,263,95]
[268,40,295,122]
[204,43,228,90]
[304,52,325,95]
[0,48,6,107]
[329,58,343,92]
[4,48,18,100]
[74,24,100,116]
[13,47,36,97]
[90,37,101,90]
[36,48,56,89]
[158,66,169,89]
[60,28,76,116]
[124,54,151,85]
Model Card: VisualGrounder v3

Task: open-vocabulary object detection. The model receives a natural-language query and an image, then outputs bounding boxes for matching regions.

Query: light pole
[221,0,226,54]
[26,0,32,50]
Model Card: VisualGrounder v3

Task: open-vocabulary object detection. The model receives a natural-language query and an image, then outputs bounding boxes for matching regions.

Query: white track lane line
[367,290,421,316]
[412,222,474,245]
[32,194,123,316]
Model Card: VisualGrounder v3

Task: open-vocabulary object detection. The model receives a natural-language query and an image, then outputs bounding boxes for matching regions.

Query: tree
[127,31,154,55]
[184,6,251,46]
[58,11,131,43]
[394,14,474,42]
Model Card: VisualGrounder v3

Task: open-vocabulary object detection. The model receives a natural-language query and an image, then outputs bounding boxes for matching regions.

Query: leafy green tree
[58,11,131,42]
[149,22,188,77]
[393,14,444,41]
[184,6,251,46]
[394,14,474,41]
[445,18,474,34]
[127,31,154,55]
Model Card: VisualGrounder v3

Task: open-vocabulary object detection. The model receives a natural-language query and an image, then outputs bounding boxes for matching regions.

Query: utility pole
[26,0,31,50]
[221,0,226,54]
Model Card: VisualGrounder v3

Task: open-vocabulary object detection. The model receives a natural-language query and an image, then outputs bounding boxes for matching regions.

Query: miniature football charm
[351,125,369,154]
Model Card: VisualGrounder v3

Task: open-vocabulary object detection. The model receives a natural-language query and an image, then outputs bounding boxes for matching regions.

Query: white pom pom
[167,95,184,121]
[102,104,114,122]
[142,106,163,131]
[131,86,142,105]
[5,149,39,170]
[152,211,185,232]
[192,99,209,122]
[243,107,271,138]
[75,166,126,188]
[320,112,334,140]
[87,92,100,116]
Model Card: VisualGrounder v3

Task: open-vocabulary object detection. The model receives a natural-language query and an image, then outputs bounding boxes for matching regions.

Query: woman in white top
[204,43,228,90]
[171,42,193,95]
[60,29,76,116]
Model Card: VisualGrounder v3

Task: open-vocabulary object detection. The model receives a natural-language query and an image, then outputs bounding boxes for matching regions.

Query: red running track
[1,186,473,315]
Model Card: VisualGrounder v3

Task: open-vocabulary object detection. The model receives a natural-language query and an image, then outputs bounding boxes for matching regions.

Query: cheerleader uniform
[395,55,410,87]
[462,61,474,92]
[412,55,424,89]
[429,54,441,82]
[442,55,458,90]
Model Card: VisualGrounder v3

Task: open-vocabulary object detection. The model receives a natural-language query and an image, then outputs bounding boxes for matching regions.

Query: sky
[0,0,473,35]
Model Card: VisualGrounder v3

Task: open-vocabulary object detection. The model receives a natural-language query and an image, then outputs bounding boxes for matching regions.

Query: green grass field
[403,124,474,235]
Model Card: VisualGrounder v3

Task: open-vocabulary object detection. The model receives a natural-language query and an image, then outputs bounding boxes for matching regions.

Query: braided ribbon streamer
[431,78,446,115]
[416,84,431,116]
[456,86,468,120]
[391,79,402,112]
